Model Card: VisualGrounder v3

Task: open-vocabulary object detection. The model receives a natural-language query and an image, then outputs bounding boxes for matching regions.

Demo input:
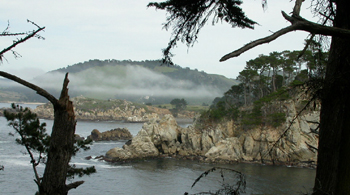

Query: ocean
[0,103,315,194]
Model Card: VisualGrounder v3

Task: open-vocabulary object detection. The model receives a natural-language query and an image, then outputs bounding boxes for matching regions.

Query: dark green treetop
[147,0,256,65]
[3,103,96,193]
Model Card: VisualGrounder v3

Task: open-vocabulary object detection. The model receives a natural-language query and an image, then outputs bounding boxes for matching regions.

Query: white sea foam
[70,162,92,166]
[2,159,31,167]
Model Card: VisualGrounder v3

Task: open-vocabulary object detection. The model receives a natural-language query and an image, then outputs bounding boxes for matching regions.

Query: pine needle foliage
[3,103,96,190]
[147,0,256,65]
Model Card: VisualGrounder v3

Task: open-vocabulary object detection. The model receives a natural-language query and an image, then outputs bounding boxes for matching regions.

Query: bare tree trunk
[40,74,83,195]
[314,1,350,194]
[0,71,83,195]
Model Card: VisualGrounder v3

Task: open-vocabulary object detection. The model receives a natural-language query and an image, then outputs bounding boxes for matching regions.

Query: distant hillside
[1,59,238,104]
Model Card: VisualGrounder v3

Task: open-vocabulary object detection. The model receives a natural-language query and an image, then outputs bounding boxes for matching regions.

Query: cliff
[105,99,319,167]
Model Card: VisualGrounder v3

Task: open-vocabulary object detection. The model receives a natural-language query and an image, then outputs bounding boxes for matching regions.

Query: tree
[4,104,50,187]
[0,21,92,194]
[147,0,256,65]
[237,68,258,106]
[170,98,187,110]
[149,0,350,194]
[3,104,96,194]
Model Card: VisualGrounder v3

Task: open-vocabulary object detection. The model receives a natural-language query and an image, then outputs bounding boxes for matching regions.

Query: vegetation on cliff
[200,48,325,131]
[151,1,350,193]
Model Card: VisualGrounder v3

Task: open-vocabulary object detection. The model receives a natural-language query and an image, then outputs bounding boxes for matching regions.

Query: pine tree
[3,103,96,194]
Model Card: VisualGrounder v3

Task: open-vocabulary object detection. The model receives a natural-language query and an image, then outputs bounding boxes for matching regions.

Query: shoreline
[102,154,317,169]
[0,101,46,105]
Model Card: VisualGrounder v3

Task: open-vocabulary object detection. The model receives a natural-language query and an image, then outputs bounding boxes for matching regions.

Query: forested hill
[1,59,238,104]
[53,59,237,90]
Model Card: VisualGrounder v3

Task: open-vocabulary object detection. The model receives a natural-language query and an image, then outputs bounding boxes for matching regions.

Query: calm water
[0,103,316,194]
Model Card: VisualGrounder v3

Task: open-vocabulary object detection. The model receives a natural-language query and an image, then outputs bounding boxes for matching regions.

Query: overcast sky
[1,0,315,80]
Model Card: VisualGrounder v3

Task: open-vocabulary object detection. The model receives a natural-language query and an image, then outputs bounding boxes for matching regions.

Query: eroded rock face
[87,128,132,141]
[105,128,159,161]
[104,103,319,166]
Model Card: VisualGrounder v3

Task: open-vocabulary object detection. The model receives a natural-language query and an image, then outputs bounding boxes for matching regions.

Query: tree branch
[292,0,304,17]
[0,71,58,105]
[0,26,45,61]
[281,11,350,37]
[220,25,297,61]
[66,181,84,191]
[220,11,350,62]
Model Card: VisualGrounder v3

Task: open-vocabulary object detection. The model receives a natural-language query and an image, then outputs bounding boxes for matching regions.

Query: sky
[0,0,315,80]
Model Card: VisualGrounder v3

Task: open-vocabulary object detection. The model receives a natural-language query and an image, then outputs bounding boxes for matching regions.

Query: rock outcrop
[34,96,169,122]
[105,100,319,167]
[105,128,159,161]
[87,128,132,141]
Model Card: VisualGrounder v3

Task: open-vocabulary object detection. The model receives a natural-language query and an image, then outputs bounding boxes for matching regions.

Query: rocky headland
[34,96,172,122]
[104,99,319,167]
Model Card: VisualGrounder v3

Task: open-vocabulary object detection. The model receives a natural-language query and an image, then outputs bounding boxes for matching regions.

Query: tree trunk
[0,72,83,194]
[314,1,350,194]
[40,74,81,195]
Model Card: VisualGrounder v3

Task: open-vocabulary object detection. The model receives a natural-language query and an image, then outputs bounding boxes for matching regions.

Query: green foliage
[295,69,309,83]
[3,103,96,189]
[67,164,96,179]
[148,0,256,65]
[267,113,286,128]
[240,88,288,128]
[197,47,327,129]
[170,98,187,110]
[153,65,177,73]
[200,99,239,123]
[4,103,50,166]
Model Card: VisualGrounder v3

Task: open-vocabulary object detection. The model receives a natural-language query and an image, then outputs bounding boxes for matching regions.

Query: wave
[1,159,31,167]
[0,154,29,158]
[70,162,93,166]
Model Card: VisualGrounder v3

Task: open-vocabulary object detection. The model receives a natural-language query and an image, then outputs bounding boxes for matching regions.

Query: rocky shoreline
[1,99,319,168]
[102,103,319,168]
[32,97,196,122]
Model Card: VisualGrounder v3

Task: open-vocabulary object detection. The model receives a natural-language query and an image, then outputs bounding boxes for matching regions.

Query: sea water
[0,103,315,194]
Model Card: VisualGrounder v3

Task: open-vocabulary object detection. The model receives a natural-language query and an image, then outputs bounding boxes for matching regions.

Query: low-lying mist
[30,65,223,103]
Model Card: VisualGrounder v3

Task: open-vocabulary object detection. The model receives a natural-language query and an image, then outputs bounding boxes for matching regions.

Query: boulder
[105,128,159,161]
[205,137,243,162]
[74,134,85,141]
